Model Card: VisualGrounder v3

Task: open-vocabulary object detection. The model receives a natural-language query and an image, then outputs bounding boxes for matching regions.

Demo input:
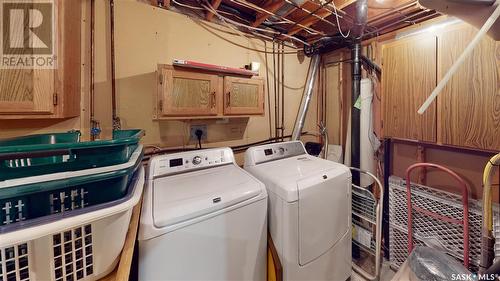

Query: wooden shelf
[98,199,142,281]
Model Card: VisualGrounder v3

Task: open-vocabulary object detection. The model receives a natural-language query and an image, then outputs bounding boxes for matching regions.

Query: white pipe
[360,78,376,187]
[417,4,500,115]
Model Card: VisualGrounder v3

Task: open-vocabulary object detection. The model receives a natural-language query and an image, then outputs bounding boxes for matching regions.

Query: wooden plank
[381,34,437,142]
[252,1,285,27]
[438,24,500,151]
[267,235,282,281]
[98,199,143,281]
[206,0,222,21]
[287,8,331,36]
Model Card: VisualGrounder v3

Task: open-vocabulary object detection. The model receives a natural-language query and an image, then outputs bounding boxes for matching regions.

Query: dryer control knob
[192,156,202,165]
[278,147,285,155]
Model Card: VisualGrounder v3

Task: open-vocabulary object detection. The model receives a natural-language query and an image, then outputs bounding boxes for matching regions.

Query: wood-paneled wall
[439,25,500,150]
[382,35,437,142]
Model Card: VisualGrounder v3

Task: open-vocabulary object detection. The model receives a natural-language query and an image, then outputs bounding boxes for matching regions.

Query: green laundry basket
[0,129,144,181]
[0,145,143,231]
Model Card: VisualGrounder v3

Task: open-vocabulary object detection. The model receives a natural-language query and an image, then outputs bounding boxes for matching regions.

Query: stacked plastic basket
[0,130,144,281]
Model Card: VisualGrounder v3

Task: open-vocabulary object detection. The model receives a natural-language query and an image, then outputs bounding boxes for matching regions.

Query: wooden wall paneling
[56,0,82,118]
[438,24,500,151]
[382,34,437,142]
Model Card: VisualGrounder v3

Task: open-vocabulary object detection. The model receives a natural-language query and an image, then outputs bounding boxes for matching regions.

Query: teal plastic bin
[0,145,143,231]
[0,129,144,181]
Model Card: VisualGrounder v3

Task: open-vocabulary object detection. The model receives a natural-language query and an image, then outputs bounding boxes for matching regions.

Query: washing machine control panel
[152,148,235,177]
[245,141,306,166]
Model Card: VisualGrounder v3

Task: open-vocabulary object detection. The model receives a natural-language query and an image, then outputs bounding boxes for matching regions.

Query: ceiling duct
[419,0,500,40]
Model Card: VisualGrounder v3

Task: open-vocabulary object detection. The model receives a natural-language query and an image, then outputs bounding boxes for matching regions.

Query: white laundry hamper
[0,163,144,281]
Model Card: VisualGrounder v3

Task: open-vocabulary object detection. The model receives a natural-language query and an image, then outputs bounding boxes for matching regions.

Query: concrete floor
[352,261,396,281]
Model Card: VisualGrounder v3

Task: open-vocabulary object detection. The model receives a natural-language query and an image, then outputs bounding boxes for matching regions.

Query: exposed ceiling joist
[206,0,223,21]
[287,8,332,35]
[252,0,285,27]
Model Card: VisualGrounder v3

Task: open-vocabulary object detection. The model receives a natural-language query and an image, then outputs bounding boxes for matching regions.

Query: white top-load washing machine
[139,148,268,281]
[244,141,352,281]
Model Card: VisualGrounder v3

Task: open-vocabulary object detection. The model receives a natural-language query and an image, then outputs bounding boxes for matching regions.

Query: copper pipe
[281,42,285,141]
[228,0,325,35]
[368,1,419,24]
[283,0,338,28]
[90,0,100,140]
[110,0,120,129]
[365,9,435,37]
[285,0,334,35]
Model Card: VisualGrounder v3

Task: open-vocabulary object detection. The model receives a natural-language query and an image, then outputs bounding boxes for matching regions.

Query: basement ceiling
[144,0,440,47]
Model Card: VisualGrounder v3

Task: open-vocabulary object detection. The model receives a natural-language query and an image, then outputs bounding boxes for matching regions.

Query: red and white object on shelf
[173,59,259,76]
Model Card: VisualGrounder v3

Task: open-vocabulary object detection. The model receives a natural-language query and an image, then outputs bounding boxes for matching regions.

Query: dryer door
[297,168,351,265]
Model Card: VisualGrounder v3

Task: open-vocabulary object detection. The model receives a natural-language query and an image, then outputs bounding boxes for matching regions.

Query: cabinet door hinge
[159,74,163,85]
[158,100,163,111]
[53,92,58,105]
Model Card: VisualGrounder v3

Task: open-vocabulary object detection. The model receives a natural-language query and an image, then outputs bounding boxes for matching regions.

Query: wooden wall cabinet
[382,34,437,142]
[158,67,221,117]
[155,65,265,119]
[438,25,500,151]
[223,76,264,115]
[0,1,81,119]
[382,23,500,151]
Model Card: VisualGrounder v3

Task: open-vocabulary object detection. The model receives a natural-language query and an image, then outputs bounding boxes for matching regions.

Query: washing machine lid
[247,155,348,202]
[152,164,264,228]
[297,167,351,265]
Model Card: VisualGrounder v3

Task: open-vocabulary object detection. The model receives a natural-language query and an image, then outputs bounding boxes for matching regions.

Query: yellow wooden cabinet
[0,0,81,119]
[155,64,265,119]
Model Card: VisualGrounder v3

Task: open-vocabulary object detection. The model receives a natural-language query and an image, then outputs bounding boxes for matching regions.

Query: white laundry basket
[0,165,144,281]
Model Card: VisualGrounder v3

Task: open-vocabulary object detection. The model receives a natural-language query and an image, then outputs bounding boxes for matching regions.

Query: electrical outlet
[190,125,208,141]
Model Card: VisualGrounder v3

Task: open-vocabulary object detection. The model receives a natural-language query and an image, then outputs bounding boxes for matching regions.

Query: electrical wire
[194,20,299,55]
[264,40,273,139]
[228,0,323,35]
[330,0,351,38]
[180,1,302,53]
[171,0,299,50]
[201,0,311,46]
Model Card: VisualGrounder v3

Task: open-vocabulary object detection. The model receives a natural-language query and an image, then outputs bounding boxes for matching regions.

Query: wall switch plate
[190,125,208,141]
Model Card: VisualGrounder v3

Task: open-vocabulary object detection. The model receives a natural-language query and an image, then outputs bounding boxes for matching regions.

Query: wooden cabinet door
[223,77,264,115]
[382,35,437,142]
[0,69,55,115]
[438,25,500,150]
[159,68,220,117]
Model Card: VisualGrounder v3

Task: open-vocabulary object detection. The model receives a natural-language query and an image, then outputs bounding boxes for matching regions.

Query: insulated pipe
[291,54,321,141]
[351,42,362,185]
[480,152,500,272]
[418,4,500,114]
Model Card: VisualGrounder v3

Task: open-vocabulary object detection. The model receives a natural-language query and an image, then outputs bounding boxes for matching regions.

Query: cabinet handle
[210,91,216,108]
[226,92,231,107]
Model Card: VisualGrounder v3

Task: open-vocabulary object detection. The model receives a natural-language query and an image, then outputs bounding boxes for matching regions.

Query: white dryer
[244,141,352,281]
[139,148,268,281]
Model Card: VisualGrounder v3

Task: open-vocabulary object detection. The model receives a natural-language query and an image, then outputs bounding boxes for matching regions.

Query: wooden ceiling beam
[287,8,332,36]
[251,0,286,27]
[206,0,223,21]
